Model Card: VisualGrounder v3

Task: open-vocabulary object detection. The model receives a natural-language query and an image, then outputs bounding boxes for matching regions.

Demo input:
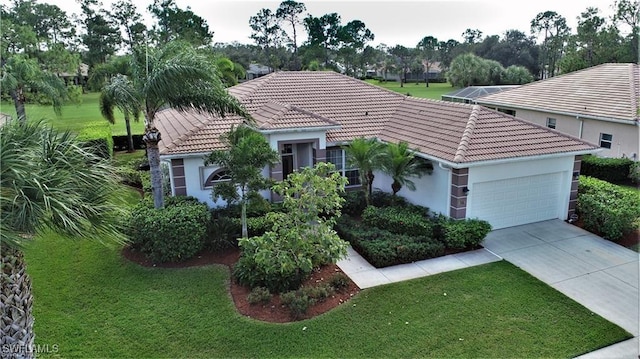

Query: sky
[43,0,622,47]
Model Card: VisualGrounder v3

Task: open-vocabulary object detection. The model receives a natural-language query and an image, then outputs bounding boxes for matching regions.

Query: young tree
[1,120,125,359]
[342,137,385,205]
[98,41,250,209]
[381,141,433,195]
[1,55,67,123]
[205,125,278,239]
[235,162,349,292]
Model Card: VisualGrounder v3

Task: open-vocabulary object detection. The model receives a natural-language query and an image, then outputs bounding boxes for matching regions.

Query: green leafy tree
[249,8,285,71]
[235,162,349,292]
[446,52,490,87]
[1,120,124,359]
[98,41,249,209]
[613,0,639,63]
[148,0,213,47]
[342,137,386,205]
[502,65,533,84]
[111,0,146,51]
[381,141,433,195]
[304,13,341,66]
[1,55,67,122]
[214,57,245,86]
[389,44,411,87]
[205,125,278,239]
[530,11,570,78]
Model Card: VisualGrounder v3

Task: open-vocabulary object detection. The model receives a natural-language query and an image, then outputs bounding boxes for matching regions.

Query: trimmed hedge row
[580,155,635,184]
[78,125,113,159]
[112,134,146,150]
[362,205,432,237]
[336,216,444,267]
[577,176,640,241]
[125,196,210,263]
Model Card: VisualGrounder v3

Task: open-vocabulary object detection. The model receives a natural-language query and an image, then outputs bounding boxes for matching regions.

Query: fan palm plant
[99,41,250,209]
[342,137,386,204]
[1,55,68,123]
[1,120,125,359]
[381,141,433,195]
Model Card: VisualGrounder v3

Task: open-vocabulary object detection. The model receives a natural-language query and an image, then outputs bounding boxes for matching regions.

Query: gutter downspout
[577,116,584,139]
[439,162,453,216]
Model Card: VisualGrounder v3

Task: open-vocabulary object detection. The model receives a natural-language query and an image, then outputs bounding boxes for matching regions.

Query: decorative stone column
[449,168,469,220]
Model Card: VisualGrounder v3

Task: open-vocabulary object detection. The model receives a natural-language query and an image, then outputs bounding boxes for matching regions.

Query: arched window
[203,168,231,188]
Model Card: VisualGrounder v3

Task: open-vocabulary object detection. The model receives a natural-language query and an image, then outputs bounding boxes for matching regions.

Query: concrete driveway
[483,219,639,358]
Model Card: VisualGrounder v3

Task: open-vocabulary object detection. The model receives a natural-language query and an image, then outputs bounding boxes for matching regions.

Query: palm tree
[1,55,67,123]
[99,41,250,209]
[1,120,125,359]
[98,74,139,152]
[342,137,386,204]
[90,56,141,152]
[381,141,433,195]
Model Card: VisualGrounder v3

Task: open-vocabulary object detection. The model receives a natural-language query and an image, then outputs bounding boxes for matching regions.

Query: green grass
[0,93,145,136]
[364,80,459,100]
[24,231,630,358]
[112,149,147,167]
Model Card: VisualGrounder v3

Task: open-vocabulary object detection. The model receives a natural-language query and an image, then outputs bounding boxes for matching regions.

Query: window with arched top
[203,168,231,188]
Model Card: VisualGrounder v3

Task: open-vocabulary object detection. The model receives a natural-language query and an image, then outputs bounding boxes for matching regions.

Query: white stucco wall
[266,131,327,150]
[466,156,574,223]
[373,162,451,215]
[175,156,271,208]
[513,109,639,160]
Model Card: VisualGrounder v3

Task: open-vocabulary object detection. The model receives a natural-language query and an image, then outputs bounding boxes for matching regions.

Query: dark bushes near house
[125,196,209,263]
[442,219,493,250]
[362,206,432,237]
[78,125,113,160]
[577,176,640,241]
[341,191,367,216]
[112,134,146,151]
[580,155,635,184]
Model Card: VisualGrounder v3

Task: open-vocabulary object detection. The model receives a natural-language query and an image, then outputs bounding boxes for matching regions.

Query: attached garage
[466,156,575,230]
[468,172,563,229]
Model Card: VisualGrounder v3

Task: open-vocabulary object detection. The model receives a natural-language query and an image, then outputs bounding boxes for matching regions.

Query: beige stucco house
[477,63,640,160]
[155,71,598,230]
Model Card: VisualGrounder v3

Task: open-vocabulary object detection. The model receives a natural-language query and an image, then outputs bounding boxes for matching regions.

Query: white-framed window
[202,168,231,189]
[326,148,360,186]
[546,118,556,129]
[599,133,613,149]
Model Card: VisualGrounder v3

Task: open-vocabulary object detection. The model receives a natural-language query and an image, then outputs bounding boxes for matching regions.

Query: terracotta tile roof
[156,71,598,163]
[381,100,596,163]
[478,63,640,123]
[252,100,339,130]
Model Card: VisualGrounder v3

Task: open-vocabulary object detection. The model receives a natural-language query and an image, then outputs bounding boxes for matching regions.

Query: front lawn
[25,230,630,357]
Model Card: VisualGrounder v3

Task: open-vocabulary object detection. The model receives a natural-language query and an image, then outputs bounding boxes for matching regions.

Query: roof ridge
[231,72,278,101]
[453,105,481,162]
[257,100,290,129]
[288,103,340,126]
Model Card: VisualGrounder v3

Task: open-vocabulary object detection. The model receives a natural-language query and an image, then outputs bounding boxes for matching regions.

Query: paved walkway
[337,219,639,358]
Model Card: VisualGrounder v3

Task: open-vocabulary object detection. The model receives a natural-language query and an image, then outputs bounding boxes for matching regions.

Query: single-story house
[442,85,521,104]
[477,63,640,160]
[155,71,599,230]
[245,63,272,80]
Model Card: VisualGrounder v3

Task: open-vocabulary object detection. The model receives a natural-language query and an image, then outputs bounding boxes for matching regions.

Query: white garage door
[468,172,563,229]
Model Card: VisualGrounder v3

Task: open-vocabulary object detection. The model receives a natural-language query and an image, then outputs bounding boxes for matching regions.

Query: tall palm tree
[381,141,433,195]
[342,137,386,204]
[1,55,67,123]
[99,41,250,209]
[1,120,125,359]
[98,74,139,152]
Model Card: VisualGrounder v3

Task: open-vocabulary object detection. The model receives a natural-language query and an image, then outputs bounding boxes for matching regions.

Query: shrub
[301,284,333,302]
[362,206,432,237]
[629,162,640,184]
[233,251,310,293]
[247,287,272,305]
[341,190,367,216]
[371,190,408,208]
[442,219,492,250]
[577,176,640,241]
[78,125,113,160]
[116,166,143,188]
[280,291,316,319]
[125,198,209,262]
[580,155,634,184]
[328,273,350,292]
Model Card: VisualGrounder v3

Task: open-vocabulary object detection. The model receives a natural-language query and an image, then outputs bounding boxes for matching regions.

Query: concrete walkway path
[337,219,639,358]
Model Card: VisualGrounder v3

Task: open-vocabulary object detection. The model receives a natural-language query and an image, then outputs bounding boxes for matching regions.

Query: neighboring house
[477,63,640,160]
[245,63,272,80]
[376,61,444,82]
[442,85,521,104]
[155,71,598,230]
[59,63,89,86]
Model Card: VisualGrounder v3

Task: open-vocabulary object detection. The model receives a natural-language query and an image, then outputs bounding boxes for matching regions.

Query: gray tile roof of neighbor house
[155,71,598,163]
[477,63,640,123]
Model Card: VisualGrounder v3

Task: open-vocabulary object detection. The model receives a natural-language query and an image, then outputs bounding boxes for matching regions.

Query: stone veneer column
[171,159,187,196]
[568,155,582,218]
[449,168,469,220]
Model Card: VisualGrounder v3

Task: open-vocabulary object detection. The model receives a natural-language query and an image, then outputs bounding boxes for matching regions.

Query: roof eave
[437,148,602,169]
[476,101,638,125]
[257,125,341,134]
[160,151,211,160]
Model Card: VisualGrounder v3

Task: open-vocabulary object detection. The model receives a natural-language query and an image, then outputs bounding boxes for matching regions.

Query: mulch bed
[121,246,360,323]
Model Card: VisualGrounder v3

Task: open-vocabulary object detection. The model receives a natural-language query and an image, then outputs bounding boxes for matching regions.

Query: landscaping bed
[336,192,491,268]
